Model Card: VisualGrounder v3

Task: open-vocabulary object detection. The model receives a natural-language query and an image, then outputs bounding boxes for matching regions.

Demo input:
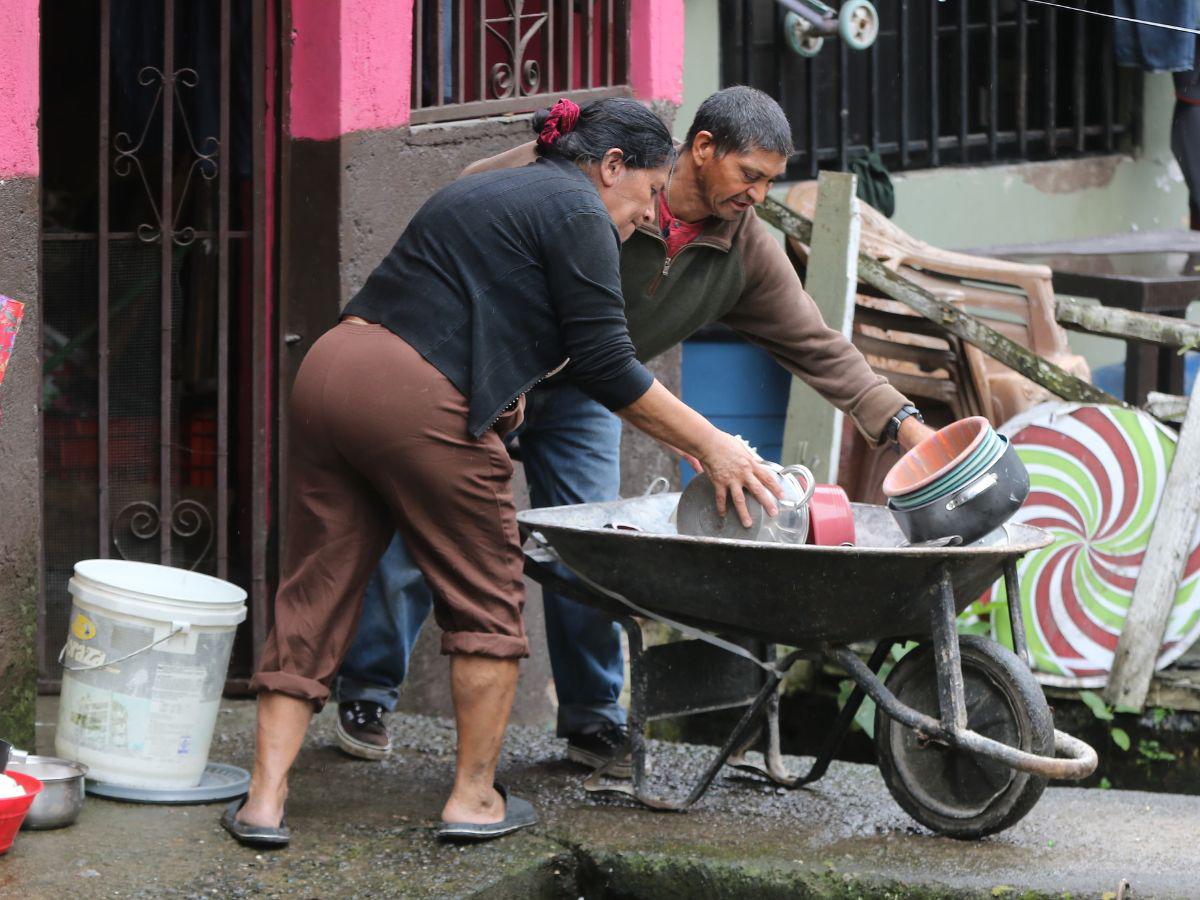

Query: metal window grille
[410,0,632,125]
[723,0,1138,179]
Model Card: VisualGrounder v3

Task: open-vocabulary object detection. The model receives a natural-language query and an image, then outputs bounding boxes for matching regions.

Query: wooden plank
[1056,295,1200,350]
[757,197,1124,408]
[1145,391,1188,423]
[781,173,860,480]
[1105,374,1200,710]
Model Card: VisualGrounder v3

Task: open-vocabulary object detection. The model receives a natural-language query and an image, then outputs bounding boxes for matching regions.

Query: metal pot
[676,463,815,543]
[888,435,1029,547]
[7,756,87,829]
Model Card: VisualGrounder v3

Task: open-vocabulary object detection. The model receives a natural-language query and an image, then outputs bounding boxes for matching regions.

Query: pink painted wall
[288,0,684,141]
[0,0,40,177]
[629,0,685,105]
[289,0,413,140]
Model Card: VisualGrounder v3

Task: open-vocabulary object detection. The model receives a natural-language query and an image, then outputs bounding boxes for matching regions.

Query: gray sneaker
[335,700,392,760]
[566,723,633,779]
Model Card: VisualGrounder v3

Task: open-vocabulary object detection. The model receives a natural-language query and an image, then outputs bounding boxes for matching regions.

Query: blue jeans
[332,380,627,736]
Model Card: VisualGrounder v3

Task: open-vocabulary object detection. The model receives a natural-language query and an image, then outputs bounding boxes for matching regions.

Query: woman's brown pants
[251,321,528,707]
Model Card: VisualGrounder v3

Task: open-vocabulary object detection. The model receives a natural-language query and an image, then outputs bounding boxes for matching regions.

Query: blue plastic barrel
[679,336,791,484]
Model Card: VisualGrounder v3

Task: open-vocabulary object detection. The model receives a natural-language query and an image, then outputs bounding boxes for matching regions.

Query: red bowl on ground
[882,416,992,498]
[0,771,43,854]
[807,484,856,546]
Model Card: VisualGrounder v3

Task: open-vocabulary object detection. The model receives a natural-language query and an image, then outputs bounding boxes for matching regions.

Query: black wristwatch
[886,404,923,443]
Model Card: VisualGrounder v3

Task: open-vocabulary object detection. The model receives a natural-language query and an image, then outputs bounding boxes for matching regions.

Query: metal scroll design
[112,499,214,571]
[487,0,549,99]
[113,66,219,246]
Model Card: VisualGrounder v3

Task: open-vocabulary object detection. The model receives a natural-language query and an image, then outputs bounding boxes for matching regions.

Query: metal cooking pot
[887,435,1029,547]
[676,463,815,543]
[6,755,87,830]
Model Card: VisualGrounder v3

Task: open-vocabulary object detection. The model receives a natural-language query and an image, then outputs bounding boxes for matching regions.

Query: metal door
[39,0,275,687]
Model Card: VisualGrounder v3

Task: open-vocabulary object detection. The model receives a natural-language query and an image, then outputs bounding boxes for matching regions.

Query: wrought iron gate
[39,0,274,687]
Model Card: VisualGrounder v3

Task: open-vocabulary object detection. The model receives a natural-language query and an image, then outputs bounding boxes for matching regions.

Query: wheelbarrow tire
[874,635,1053,840]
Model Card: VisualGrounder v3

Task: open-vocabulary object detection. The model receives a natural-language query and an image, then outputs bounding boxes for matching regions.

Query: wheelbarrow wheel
[783,11,825,57]
[838,0,879,50]
[874,635,1053,839]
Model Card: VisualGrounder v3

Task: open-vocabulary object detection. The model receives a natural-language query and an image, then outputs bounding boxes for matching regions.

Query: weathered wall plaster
[0,0,40,749]
[0,179,40,751]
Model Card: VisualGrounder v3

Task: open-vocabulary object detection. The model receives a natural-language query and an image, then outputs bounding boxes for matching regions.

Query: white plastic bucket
[55,560,247,790]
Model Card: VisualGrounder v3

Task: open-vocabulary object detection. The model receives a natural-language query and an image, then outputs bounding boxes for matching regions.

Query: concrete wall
[282,0,686,726]
[0,0,41,750]
[676,0,721,142]
[890,74,1187,249]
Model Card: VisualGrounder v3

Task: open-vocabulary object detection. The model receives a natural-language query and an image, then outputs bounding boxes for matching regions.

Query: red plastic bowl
[807,484,856,546]
[882,416,992,498]
[0,771,43,855]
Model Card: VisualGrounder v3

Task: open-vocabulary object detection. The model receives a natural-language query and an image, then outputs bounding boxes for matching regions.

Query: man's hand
[897,416,935,451]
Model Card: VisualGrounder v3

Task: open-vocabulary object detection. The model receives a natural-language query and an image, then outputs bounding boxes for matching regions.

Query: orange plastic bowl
[0,771,43,855]
[882,416,993,499]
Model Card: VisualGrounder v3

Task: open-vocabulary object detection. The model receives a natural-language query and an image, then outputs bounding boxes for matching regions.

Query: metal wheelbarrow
[518,492,1097,840]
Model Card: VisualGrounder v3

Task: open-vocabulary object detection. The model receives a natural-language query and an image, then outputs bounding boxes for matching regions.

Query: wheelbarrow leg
[791,640,892,786]
[586,638,790,811]
[728,641,893,788]
[931,565,968,734]
[583,613,650,789]
[1003,558,1030,667]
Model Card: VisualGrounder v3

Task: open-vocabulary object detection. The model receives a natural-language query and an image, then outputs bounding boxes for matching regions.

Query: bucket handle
[58,623,187,673]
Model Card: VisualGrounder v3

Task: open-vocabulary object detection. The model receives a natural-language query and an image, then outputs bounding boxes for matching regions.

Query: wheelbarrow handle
[832,646,1098,781]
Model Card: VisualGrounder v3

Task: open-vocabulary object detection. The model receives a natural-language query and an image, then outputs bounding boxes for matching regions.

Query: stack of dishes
[883,416,1029,546]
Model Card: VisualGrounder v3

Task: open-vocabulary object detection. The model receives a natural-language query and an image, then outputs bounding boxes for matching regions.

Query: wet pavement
[3,697,1199,898]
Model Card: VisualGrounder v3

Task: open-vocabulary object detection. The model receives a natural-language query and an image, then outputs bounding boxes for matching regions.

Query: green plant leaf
[1078,690,1114,721]
[1111,727,1131,751]
[1136,739,1176,761]
[1113,704,1140,715]
[854,697,877,739]
[1098,776,1112,790]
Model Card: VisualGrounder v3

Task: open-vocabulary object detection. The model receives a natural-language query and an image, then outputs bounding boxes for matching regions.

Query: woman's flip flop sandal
[220,797,291,848]
[436,783,538,843]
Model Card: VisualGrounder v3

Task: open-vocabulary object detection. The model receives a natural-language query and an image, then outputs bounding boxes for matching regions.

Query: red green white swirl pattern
[982,403,1200,687]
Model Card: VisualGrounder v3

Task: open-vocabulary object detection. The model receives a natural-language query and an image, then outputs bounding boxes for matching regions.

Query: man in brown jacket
[330,87,934,770]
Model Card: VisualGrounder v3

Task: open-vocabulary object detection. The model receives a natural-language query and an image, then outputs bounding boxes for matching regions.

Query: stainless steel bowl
[7,756,87,829]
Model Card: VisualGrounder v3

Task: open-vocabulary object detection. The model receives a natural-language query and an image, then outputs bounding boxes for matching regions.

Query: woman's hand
[616,380,782,527]
[695,431,785,528]
[659,441,704,475]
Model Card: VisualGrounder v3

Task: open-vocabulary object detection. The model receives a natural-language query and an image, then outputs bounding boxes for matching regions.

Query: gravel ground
[3,698,1199,898]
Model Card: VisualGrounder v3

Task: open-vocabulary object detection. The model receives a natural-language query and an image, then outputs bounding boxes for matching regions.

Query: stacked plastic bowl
[883,416,1029,546]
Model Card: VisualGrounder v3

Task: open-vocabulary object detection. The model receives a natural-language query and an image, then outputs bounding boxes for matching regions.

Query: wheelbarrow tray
[518,494,1053,647]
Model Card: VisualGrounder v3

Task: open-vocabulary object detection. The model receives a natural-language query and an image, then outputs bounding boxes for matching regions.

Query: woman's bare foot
[441,783,505,825]
[237,783,288,828]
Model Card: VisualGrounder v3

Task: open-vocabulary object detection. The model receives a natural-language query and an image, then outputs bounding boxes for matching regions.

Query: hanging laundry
[1114,0,1198,71]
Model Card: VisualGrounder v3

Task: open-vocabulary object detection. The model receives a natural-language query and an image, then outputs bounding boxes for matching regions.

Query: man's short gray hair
[683,86,795,158]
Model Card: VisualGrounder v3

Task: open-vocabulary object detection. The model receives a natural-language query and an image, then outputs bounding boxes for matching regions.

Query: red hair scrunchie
[537,98,581,149]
